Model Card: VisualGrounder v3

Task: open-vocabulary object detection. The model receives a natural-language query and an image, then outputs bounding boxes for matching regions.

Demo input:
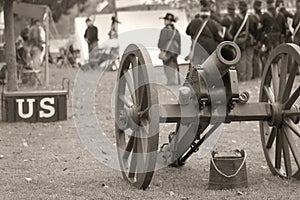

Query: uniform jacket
[279,7,294,23]
[186,16,223,54]
[221,14,235,29]
[221,14,235,40]
[250,12,262,42]
[230,13,257,48]
[293,10,300,43]
[261,8,286,35]
[158,25,181,55]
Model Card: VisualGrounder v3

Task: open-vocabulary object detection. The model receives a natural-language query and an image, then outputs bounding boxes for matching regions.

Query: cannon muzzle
[202,41,241,77]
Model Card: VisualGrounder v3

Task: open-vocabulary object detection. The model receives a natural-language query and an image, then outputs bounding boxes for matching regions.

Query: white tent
[74,9,191,65]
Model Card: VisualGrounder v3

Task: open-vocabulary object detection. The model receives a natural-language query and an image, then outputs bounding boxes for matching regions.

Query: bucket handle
[211,149,247,178]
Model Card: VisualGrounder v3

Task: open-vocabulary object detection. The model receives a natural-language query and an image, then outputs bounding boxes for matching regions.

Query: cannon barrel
[202,41,241,77]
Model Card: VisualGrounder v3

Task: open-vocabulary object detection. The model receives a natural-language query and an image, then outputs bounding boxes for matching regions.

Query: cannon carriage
[114,41,300,189]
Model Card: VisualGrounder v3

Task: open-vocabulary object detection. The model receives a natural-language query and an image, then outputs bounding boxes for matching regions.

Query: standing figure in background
[230,0,256,81]
[108,16,121,39]
[260,0,287,60]
[20,20,30,43]
[28,19,43,70]
[293,0,300,46]
[209,0,221,24]
[37,20,46,65]
[108,16,121,71]
[221,2,236,41]
[251,0,263,78]
[276,0,294,42]
[84,18,99,55]
[292,0,300,74]
[186,0,223,65]
[158,13,181,85]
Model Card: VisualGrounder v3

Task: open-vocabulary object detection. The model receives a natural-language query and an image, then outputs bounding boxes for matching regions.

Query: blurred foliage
[19,0,88,22]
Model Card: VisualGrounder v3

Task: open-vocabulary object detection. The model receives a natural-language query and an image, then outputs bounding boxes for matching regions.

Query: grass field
[0,64,299,200]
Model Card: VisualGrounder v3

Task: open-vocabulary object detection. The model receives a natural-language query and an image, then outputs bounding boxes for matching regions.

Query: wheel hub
[119,106,141,130]
[269,103,284,128]
[128,105,141,126]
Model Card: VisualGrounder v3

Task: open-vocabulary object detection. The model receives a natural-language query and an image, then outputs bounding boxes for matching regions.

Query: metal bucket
[208,150,248,190]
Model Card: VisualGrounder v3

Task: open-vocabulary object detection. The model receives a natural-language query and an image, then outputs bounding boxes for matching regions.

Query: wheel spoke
[138,107,150,119]
[124,71,136,104]
[136,137,145,174]
[123,135,135,160]
[283,126,300,168]
[131,58,141,107]
[284,86,300,109]
[129,136,138,178]
[275,130,282,169]
[271,64,280,99]
[282,130,292,177]
[119,94,132,108]
[266,127,277,149]
[278,55,289,102]
[140,120,149,139]
[284,119,300,138]
[283,110,300,118]
[130,55,138,68]
[264,86,275,103]
[282,64,297,102]
[138,85,146,109]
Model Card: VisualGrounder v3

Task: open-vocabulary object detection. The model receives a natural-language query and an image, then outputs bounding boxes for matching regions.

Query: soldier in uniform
[293,0,300,46]
[260,0,287,56]
[230,0,256,81]
[186,0,223,65]
[276,0,294,42]
[292,0,300,74]
[209,0,221,24]
[158,13,181,85]
[221,2,236,41]
[84,18,99,54]
[276,0,294,20]
[251,0,263,78]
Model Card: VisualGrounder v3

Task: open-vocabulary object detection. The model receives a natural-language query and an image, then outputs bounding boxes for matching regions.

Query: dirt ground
[0,64,299,200]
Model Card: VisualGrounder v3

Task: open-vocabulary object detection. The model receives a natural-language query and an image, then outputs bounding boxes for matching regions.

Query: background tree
[21,0,87,22]
[0,0,88,91]
[3,0,18,91]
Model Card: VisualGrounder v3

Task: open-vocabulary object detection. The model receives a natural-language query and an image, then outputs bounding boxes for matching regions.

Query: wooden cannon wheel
[115,44,159,189]
[260,43,300,179]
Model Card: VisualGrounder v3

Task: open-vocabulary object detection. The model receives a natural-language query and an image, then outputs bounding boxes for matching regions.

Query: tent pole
[113,0,117,23]
[45,10,49,86]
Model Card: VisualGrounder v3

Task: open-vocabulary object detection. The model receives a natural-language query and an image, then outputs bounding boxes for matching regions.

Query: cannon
[114,41,300,189]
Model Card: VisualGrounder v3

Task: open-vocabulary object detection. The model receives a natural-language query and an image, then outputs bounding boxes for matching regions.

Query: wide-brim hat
[160,13,177,22]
